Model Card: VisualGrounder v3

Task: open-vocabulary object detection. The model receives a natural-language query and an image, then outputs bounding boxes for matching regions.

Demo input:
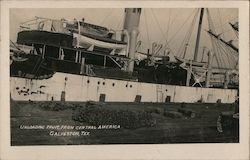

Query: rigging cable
[207,22,237,68]
[167,9,197,46]
[114,11,124,30]
[220,44,236,68]
[206,9,223,68]
[150,8,172,45]
[211,37,222,68]
[158,9,172,44]
[99,9,114,26]
[233,28,239,39]
[143,9,151,52]
[212,17,238,30]
[166,9,172,45]
[216,40,229,68]
[212,37,225,67]
[208,9,238,69]
[177,9,199,58]
[151,9,165,44]
[217,9,225,39]
[220,41,238,67]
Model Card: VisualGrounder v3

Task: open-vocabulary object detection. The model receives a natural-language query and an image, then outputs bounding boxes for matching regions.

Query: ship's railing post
[78,51,82,63]
[85,65,90,75]
[104,55,107,68]
[58,47,61,59]
[42,45,46,58]
[80,57,85,74]
[75,50,79,63]
[58,47,64,60]
[31,44,34,54]
[78,21,81,35]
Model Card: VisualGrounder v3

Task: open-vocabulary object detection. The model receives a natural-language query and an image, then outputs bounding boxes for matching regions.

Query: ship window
[165,96,171,102]
[130,85,132,88]
[87,80,90,83]
[134,95,141,103]
[98,81,100,85]
[99,94,106,102]
[63,48,77,62]
[112,83,115,86]
[45,46,60,58]
[103,82,105,85]
[61,91,66,101]
[126,84,128,87]
[16,87,19,90]
[30,50,34,54]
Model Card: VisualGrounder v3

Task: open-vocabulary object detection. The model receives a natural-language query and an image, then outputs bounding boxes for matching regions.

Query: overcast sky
[10,8,238,64]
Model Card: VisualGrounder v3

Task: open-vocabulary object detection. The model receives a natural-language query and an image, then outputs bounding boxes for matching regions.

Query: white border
[1,1,249,160]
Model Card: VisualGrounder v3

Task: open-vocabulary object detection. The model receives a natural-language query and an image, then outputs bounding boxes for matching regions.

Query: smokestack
[123,8,141,32]
[123,8,141,72]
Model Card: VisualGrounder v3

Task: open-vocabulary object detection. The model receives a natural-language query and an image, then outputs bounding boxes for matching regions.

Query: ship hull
[10,72,237,103]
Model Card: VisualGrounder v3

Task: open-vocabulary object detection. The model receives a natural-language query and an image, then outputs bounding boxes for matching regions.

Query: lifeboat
[18,17,127,54]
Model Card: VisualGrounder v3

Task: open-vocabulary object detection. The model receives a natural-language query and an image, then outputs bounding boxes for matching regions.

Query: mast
[123,8,141,72]
[193,8,204,61]
[186,8,204,86]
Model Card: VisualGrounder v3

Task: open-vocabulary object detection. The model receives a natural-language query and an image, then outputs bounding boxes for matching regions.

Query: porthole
[103,82,105,85]
[16,87,19,90]
[87,80,90,83]
[130,85,132,88]
[166,89,168,92]
[97,81,100,85]
[125,84,128,87]
[112,83,115,86]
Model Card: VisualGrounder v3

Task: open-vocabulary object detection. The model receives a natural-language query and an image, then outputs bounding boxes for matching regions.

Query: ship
[10,8,238,103]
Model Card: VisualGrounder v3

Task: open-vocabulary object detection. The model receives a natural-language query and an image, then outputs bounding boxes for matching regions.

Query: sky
[10,8,238,66]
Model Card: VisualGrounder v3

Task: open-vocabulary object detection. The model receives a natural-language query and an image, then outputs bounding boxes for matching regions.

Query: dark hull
[17,30,74,48]
[10,52,188,85]
[17,30,126,49]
